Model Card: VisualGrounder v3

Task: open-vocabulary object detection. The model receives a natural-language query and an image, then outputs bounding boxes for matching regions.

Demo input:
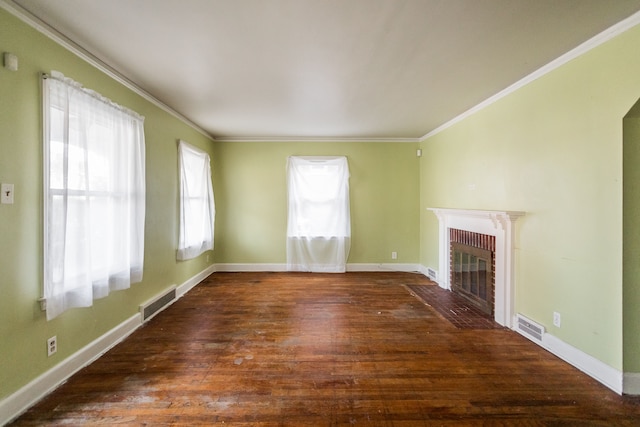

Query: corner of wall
[623,372,640,395]
[512,326,625,395]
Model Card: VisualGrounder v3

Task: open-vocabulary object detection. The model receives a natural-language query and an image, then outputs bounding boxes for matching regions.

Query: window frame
[42,71,146,320]
[177,140,215,261]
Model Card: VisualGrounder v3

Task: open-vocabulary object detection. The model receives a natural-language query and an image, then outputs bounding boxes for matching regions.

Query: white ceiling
[7,0,640,141]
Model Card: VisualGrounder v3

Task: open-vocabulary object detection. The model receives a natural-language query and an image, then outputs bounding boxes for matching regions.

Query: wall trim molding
[213,263,423,273]
[420,10,640,141]
[177,264,216,297]
[0,265,215,425]
[214,263,288,272]
[346,263,422,273]
[513,320,625,395]
[0,0,214,141]
[623,372,640,395]
[542,333,624,395]
[4,1,639,144]
[3,264,635,424]
[0,314,141,425]
[214,136,421,143]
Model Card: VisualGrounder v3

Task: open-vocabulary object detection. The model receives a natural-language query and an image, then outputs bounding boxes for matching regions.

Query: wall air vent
[427,268,438,282]
[516,314,545,343]
[140,285,177,322]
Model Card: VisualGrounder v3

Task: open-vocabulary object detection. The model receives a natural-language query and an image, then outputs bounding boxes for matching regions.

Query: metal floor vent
[140,285,177,322]
[516,314,545,343]
[427,268,438,282]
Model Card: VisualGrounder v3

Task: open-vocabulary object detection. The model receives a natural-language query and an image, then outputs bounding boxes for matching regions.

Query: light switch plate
[1,183,14,204]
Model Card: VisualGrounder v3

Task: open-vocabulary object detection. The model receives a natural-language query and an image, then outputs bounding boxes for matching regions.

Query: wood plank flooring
[406,284,502,330]
[10,272,640,426]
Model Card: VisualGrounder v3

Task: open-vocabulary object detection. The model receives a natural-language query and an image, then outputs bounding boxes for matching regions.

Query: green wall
[420,24,640,371]
[0,8,421,405]
[213,141,420,265]
[0,9,214,400]
[624,105,640,372]
[4,0,639,410]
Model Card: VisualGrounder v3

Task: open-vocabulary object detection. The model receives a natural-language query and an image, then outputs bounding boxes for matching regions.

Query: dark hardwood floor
[10,272,640,426]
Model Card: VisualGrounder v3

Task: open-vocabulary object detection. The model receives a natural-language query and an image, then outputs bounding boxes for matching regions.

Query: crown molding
[0,0,416,144]
[420,10,640,142]
[214,136,420,143]
[0,0,215,141]
[5,0,639,144]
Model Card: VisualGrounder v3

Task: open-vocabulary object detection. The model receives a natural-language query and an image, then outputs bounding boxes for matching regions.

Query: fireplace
[428,208,524,327]
[450,229,495,315]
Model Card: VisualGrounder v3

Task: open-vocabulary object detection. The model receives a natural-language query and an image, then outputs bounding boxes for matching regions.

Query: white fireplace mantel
[428,207,525,328]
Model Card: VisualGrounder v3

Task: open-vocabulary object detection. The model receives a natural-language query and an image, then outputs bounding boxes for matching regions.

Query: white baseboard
[214,263,287,272]
[0,314,141,425]
[214,263,424,274]
[541,333,623,394]
[6,264,633,425]
[346,263,422,273]
[177,264,216,297]
[623,372,640,395]
[417,264,431,277]
[0,265,215,425]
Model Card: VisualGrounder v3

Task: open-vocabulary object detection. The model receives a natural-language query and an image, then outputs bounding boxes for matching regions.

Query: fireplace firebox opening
[449,229,496,316]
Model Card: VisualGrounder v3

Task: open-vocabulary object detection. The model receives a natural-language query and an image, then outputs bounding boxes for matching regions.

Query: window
[43,71,146,320]
[286,156,350,272]
[177,141,215,260]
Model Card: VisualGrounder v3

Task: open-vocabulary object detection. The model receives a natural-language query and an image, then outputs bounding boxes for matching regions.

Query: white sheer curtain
[287,156,350,272]
[43,71,146,320]
[177,141,215,260]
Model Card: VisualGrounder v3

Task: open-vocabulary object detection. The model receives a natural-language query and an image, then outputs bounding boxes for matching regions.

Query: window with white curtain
[286,156,350,272]
[43,71,146,320]
[177,141,215,260]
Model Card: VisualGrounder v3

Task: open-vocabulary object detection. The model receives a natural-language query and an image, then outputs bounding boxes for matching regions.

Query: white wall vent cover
[427,268,438,282]
[516,314,545,343]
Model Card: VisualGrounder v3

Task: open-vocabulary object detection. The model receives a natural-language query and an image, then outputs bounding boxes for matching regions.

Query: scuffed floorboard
[11,272,640,425]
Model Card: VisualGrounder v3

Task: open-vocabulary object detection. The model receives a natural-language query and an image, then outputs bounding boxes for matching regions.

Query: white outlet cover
[553,312,561,327]
[47,336,57,356]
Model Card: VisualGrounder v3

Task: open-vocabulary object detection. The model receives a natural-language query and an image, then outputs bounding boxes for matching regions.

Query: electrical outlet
[47,336,57,357]
[553,312,561,328]
[391,251,398,260]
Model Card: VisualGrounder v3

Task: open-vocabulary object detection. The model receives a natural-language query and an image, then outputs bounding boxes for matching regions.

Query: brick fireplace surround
[428,208,525,328]
[450,228,496,315]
